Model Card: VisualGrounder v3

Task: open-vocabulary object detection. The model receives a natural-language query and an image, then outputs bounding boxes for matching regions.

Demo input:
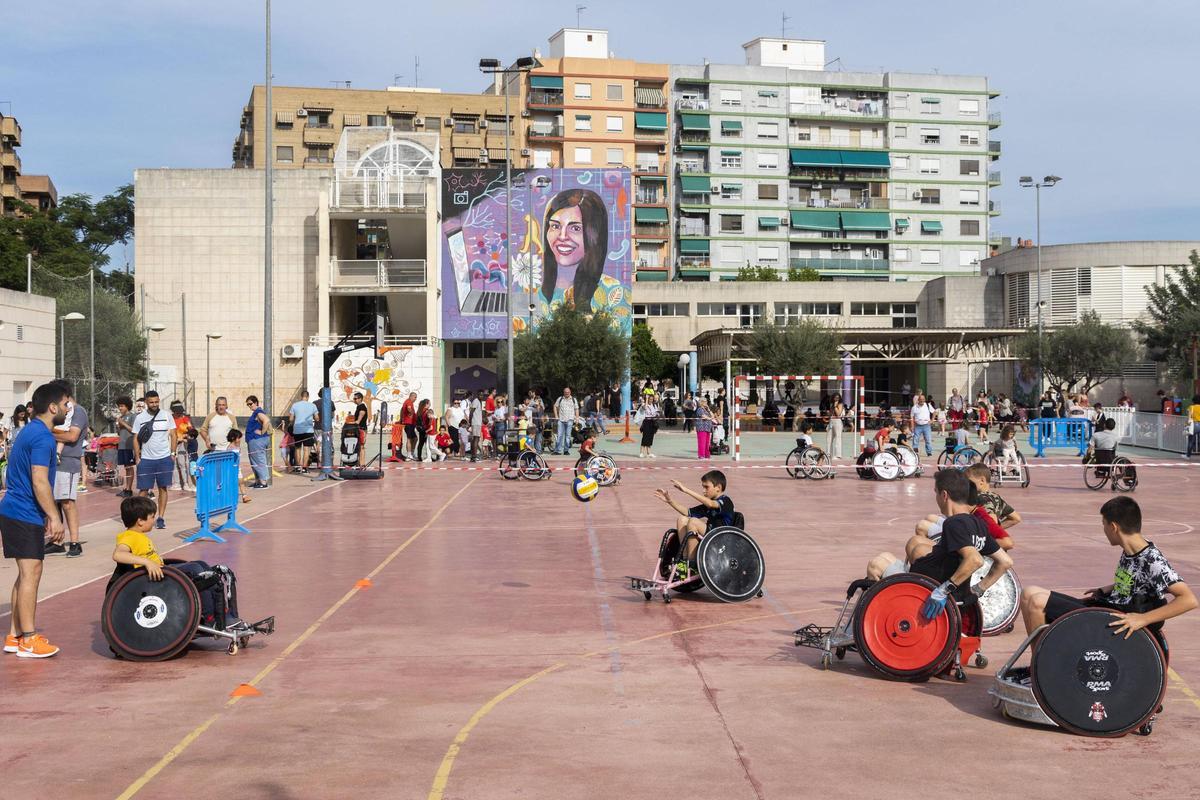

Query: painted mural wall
[305,345,436,423]
[440,168,633,340]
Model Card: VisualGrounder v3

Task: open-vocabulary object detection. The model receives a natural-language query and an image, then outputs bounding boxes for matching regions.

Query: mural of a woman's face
[546,205,586,269]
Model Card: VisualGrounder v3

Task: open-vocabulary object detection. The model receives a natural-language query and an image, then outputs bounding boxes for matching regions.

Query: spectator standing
[948,388,965,424]
[133,391,177,528]
[681,392,697,433]
[201,397,239,452]
[400,392,418,460]
[444,399,464,458]
[694,397,715,459]
[637,394,661,458]
[1,382,68,658]
[416,399,433,461]
[114,396,137,497]
[910,393,934,457]
[1117,392,1134,408]
[605,384,622,428]
[244,395,273,489]
[1037,390,1058,419]
[484,389,497,419]
[288,390,319,473]
[900,380,912,407]
[1188,395,1200,458]
[827,396,846,459]
[527,391,546,453]
[467,391,484,462]
[47,381,88,557]
[553,387,579,455]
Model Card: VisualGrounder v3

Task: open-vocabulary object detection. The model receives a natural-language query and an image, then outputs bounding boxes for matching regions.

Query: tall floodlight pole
[1018,175,1061,403]
[89,269,95,419]
[264,0,275,411]
[480,54,543,425]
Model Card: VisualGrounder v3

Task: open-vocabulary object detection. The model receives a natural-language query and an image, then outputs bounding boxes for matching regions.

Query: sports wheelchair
[991,608,1168,737]
[1082,449,1137,492]
[497,431,551,481]
[784,439,835,480]
[794,573,984,681]
[936,436,982,471]
[628,512,765,604]
[855,441,921,481]
[972,557,1022,636]
[578,451,620,486]
[101,562,274,661]
[983,443,1030,488]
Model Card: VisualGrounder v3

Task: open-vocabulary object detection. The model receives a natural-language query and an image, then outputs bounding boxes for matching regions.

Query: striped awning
[453,148,481,160]
[275,111,294,124]
[342,114,362,126]
[303,103,333,112]
[635,86,666,107]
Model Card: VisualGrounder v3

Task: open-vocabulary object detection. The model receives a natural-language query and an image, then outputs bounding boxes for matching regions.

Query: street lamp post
[143,322,167,396]
[479,54,543,425]
[206,333,223,412]
[677,353,691,403]
[1018,174,1061,402]
[58,312,86,376]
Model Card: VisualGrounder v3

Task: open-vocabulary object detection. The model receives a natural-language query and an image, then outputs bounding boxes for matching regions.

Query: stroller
[340,423,362,468]
[93,434,121,487]
[711,422,730,455]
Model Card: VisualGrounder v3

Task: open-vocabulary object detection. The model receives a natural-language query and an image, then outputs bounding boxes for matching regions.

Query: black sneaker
[44,542,67,555]
[66,543,82,558]
[118,490,133,498]
[250,482,269,489]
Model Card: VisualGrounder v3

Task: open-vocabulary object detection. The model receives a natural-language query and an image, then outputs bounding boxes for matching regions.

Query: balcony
[989,199,1001,215]
[309,334,439,348]
[0,150,20,171]
[635,191,665,205]
[677,130,709,145]
[788,101,884,120]
[988,140,1002,156]
[634,162,663,174]
[789,257,889,273]
[795,196,888,210]
[678,223,709,237]
[988,171,1001,185]
[675,98,710,111]
[1,116,22,145]
[1,182,19,199]
[527,90,564,107]
[303,126,338,146]
[677,161,707,173]
[528,125,564,139]
[677,256,711,269]
[634,223,669,239]
[789,167,890,182]
[789,133,886,149]
[988,111,1002,128]
[329,259,427,291]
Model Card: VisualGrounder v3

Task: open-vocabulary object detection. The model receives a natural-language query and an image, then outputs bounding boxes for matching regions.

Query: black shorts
[292,431,314,446]
[0,514,45,560]
[117,449,135,466]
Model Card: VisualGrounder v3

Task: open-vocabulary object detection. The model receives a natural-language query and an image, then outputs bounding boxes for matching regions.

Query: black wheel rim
[697,527,764,602]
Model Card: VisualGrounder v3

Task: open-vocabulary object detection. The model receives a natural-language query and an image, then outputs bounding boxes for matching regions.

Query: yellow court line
[427,606,821,800]
[115,472,482,800]
[1169,667,1200,712]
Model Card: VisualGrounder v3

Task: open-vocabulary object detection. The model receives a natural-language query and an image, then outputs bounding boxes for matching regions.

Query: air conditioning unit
[280,343,303,360]
[414,118,425,127]
[295,109,309,117]
[657,144,667,154]
[479,120,489,129]
[910,191,922,199]
[443,118,454,127]
[479,149,489,158]
[520,148,531,156]
[521,110,532,118]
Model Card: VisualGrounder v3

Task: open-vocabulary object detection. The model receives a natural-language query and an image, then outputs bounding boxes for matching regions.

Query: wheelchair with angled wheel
[785,439,835,480]
[578,451,620,486]
[101,562,274,661]
[937,436,983,471]
[1083,449,1137,492]
[628,512,765,604]
[498,431,551,481]
[984,444,1030,488]
[855,442,920,481]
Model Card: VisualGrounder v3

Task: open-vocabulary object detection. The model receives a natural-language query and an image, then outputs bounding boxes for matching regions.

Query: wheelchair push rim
[853,574,961,680]
[784,447,806,479]
[586,454,619,486]
[696,526,765,603]
[871,450,901,481]
[972,560,1022,636]
[1030,608,1167,737]
[101,567,201,661]
[892,445,920,478]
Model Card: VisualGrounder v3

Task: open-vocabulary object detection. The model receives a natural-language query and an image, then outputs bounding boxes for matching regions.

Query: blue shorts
[117,449,135,466]
[136,456,175,490]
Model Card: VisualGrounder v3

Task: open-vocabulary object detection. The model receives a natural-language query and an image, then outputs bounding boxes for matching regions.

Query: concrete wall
[134,168,326,414]
[0,288,55,412]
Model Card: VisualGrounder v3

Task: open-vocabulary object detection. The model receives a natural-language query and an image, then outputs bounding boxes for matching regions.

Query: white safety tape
[368,460,1197,473]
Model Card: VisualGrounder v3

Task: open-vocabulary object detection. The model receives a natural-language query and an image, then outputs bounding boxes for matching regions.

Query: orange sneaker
[16,634,59,659]
[3,633,18,653]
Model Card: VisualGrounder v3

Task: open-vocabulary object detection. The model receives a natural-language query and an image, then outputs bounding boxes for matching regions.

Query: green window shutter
[634,207,669,223]
[789,148,842,167]
[679,239,710,254]
[921,220,944,233]
[530,75,564,89]
[634,112,668,129]
[789,210,841,231]
[680,113,710,130]
[838,150,891,169]
[839,211,891,231]
[679,175,711,192]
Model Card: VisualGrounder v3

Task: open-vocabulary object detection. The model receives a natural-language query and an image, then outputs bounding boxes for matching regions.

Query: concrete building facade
[1,112,57,217]
[0,287,56,412]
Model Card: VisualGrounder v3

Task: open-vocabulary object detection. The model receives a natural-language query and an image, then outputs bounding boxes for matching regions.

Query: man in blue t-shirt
[1,382,69,659]
[288,390,320,473]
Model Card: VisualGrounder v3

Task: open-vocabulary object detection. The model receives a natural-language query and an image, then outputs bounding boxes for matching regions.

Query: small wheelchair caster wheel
[1136,722,1153,736]
[954,667,966,682]
[820,653,833,670]
[757,590,764,598]
[835,647,847,661]
[227,643,239,656]
[643,591,652,601]
[974,653,989,669]
[663,593,671,604]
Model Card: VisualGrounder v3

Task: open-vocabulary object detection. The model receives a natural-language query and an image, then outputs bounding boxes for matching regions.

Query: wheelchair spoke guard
[102,567,201,661]
[696,526,764,603]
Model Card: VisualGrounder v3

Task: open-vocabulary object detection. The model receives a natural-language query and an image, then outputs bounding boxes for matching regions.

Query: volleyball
[572,474,600,502]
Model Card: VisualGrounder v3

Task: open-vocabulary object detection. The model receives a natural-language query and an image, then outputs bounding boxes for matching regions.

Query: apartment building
[669,38,999,283]
[517,29,672,280]
[231,85,515,172]
[1,112,57,217]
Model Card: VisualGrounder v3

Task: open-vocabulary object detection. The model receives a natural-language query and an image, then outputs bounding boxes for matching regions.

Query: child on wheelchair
[1086,416,1120,469]
[110,495,243,630]
[574,432,598,474]
[654,470,734,562]
[1020,496,1197,638]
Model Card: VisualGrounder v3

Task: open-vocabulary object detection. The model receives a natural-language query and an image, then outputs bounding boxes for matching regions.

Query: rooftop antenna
[393,73,404,86]
[576,4,586,26]
[414,56,420,87]
[329,80,351,88]
[781,11,791,38]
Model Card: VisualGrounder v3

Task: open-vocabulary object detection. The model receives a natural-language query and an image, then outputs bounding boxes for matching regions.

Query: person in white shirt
[444,400,465,459]
[910,394,934,456]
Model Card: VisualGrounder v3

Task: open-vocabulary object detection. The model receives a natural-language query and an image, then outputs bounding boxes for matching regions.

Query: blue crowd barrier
[1028,418,1093,458]
[184,450,251,543]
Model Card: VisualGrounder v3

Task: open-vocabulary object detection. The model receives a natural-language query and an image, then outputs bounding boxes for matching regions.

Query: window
[919,127,940,144]
[960,219,980,236]
[607,83,624,101]
[775,303,801,324]
[606,115,623,132]
[851,302,889,315]
[959,159,981,176]
[894,186,909,201]
[453,116,477,133]
[698,303,739,316]
[1078,267,1092,296]
[793,127,812,141]
[720,120,742,137]
[720,152,742,169]
[738,303,764,327]
[485,115,510,134]
[719,89,742,107]
[719,245,744,263]
[575,82,592,99]
[389,114,415,132]
[757,245,780,263]
[606,148,623,165]
[893,94,908,110]
[891,303,918,328]
[756,89,779,108]
[633,303,689,317]
[276,145,293,164]
[959,189,981,206]
[894,125,907,139]
[451,342,500,359]
[305,146,330,163]
[920,249,941,265]
[959,250,981,267]
[367,114,387,127]
[757,152,780,170]
[919,157,940,174]
[918,188,941,205]
[719,183,742,200]
[960,130,980,146]
[758,183,779,200]
[893,155,909,170]
[803,302,842,315]
[307,111,331,127]
[893,248,910,262]
[574,114,592,132]
[425,116,441,131]
[958,99,980,115]
[574,147,593,164]
[756,121,779,139]
[920,97,941,114]
[719,214,744,233]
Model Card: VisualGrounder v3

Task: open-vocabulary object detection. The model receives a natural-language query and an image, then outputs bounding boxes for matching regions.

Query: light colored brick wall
[0,287,56,410]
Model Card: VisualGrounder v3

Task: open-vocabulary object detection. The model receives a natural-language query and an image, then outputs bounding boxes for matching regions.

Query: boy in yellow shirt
[112,496,242,628]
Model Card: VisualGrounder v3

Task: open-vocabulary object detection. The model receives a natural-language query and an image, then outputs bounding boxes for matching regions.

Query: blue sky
[4,0,1198,251]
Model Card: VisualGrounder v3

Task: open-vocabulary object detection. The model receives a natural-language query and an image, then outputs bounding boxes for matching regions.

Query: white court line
[0,481,339,620]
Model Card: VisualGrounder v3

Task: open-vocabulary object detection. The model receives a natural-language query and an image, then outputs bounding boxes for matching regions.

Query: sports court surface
[3,442,1199,799]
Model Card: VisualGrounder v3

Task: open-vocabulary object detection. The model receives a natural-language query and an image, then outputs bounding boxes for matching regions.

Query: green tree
[787,267,820,282]
[630,323,671,380]
[748,318,841,375]
[498,307,628,397]
[735,265,782,281]
[1134,250,1200,383]
[1013,310,1138,396]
